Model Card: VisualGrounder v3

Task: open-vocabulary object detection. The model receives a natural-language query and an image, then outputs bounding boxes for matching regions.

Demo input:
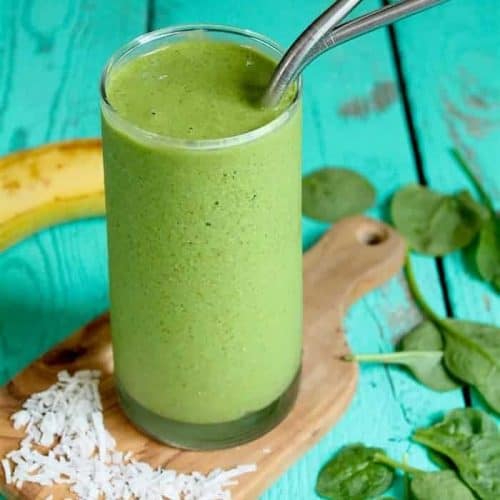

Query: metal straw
[261,0,451,107]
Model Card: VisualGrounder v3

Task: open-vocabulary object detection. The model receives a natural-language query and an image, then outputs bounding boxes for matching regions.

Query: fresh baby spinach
[414,409,499,500]
[451,148,500,291]
[476,217,500,292]
[315,444,394,500]
[410,470,476,500]
[374,453,476,499]
[391,184,489,255]
[420,408,497,441]
[302,167,375,223]
[346,349,446,390]
[345,321,459,392]
[398,321,460,391]
[349,253,500,410]
[419,407,498,468]
[405,256,500,413]
[442,319,500,413]
[316,409,497,500]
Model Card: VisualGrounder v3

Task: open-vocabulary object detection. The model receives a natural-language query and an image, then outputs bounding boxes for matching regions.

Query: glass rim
[100,24,302,151]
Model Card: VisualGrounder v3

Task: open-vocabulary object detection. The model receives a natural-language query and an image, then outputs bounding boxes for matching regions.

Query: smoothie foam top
[105,39,297,141]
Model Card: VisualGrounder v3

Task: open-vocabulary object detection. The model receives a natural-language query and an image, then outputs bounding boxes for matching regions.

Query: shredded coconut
[2,370,256,499]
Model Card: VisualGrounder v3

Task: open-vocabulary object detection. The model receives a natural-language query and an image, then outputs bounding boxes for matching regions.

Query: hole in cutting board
[356,224,388,246]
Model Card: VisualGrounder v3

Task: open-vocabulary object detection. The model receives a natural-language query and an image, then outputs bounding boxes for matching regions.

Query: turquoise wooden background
[1,0,499,498]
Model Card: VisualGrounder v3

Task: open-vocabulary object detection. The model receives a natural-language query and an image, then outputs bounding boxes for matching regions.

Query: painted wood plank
[391,0,500,414]
[0,0,147,382]
[0,1,468,499]
[153,1,465,498]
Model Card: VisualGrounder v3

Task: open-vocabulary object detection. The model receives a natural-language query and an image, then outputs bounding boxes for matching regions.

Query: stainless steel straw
[261,0,451,107]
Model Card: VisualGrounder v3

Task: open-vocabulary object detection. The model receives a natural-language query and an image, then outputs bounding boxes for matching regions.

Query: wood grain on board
[0,217,405,500]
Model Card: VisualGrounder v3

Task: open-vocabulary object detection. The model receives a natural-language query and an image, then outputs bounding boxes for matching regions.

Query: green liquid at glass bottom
[101,25,303,449]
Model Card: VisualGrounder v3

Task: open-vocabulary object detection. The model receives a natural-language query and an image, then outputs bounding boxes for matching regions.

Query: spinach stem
[450,148,496,215]
[406,254,497,364]
[404,255,441,325]
[345,352,442,363]
[412,432,452,463]
[373,453,422,475]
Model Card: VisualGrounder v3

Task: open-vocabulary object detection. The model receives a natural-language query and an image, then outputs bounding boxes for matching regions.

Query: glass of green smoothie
[100,25,302,449]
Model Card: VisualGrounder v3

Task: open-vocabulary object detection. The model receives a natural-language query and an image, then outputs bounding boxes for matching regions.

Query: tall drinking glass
[100,25,303,449]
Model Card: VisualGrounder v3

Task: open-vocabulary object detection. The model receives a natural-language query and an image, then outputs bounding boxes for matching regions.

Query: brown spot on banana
[2,179,21,192]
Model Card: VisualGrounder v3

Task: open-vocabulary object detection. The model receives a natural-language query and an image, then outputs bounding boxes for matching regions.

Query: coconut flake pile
[1,370,256,499]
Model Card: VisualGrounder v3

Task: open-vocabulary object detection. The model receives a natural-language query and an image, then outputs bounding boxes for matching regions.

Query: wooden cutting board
[0,216,406,500]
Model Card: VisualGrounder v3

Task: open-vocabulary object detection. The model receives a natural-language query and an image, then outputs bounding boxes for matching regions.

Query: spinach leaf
[421,408,496,471]
[345,322,459,392]
[316,444,394,499]
[302,168,375,223]
[414,431,500,500]
[391,184,489,255]
[442,320,500,413]
[346,350,448,389]
[414,410,499,499]
[428,449,453,470]
[405,256,500,413]
[398,321,460,391]
[410,470,476,500]
[399,320,443,351]
[476,217,500,292]
[422,408,497,469]
[451,148,500,291]
[374,451,476,499]
[423,408,498,439]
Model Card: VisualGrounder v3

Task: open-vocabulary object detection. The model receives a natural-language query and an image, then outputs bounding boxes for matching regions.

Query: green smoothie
[101,29,302,445]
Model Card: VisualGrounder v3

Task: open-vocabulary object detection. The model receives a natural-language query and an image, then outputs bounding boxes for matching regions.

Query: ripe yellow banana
[0,139,105,252]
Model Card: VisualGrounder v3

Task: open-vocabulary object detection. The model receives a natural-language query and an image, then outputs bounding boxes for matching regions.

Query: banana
[0,139,105,252]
